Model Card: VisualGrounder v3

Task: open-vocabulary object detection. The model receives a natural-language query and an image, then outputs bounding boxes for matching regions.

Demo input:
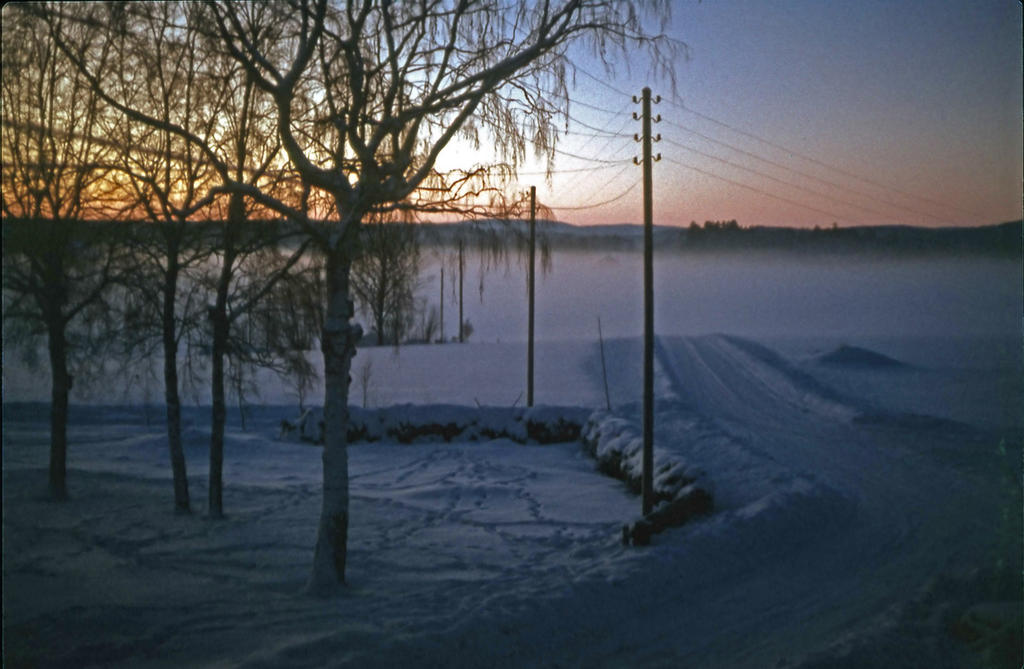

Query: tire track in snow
[624,335,1004,667]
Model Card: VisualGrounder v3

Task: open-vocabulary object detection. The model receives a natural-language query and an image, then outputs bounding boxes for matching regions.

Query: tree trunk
[208,257,231,519]
[162,256,191,514]
[375,305,385,346]
[308,247,361,593]
[47,315,70,501]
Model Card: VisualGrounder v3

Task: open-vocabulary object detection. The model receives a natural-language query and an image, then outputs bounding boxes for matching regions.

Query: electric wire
[660,136,894,220]
[560,161,634,206]
[560,126,623,140]
[662,156,855,223]
[555,103,636,195]
[659,118,956,224]
[567,96,633,115]
[575,65,981,221]
[544,178,638,211]
[574,66,633,98]
[566,110,630,137]
[511,163,634,177]
[551,146,631,164]
[666,99,984,220]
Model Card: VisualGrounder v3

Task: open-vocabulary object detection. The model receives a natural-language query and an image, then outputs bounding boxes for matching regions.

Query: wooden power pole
[458,238,464,343]
[634,87,661,516]
[527,186,536,407]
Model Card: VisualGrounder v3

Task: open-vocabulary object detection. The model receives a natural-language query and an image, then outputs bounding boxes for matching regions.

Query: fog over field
[5,247,1021,408]
[451,249,1022,341]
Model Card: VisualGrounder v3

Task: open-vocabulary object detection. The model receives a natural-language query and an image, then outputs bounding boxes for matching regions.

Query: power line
[662,156,855,223]
[574,65,984,222]
[556,106,636,194]
[660,136,895,221]
[566,111,631,137]
[660,117,956,224]
[543,75,923,224]
[564,162,635,207]
[666,98,985,220]
[551,146,631,164]
[512,163,634,177]
[574,66,633,99]
[544,179,638,211]
[561,127,624,140]
[567,96,633,116]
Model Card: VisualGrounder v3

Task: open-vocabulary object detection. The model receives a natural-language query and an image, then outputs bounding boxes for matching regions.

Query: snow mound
[716,335,864,421]
[279,404,592,445]
[816,344,909,368]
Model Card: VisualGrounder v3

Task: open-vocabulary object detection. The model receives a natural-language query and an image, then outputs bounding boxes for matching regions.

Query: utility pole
[634,87,661,516]
[439,264,444,343]
[527,186,536,407]
[458,237,465,343]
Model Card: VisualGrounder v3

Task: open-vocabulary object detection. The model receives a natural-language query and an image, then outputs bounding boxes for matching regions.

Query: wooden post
[597,316,611,411]
[527,186,536,407]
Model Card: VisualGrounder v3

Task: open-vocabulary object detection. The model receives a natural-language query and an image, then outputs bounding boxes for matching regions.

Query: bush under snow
[581,410,715,544]
[580,410,711,504]
[279,404,717,544]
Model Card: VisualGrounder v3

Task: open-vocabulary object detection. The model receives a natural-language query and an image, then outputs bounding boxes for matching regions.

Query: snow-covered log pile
[279,405,592,445]
[581,411,714,545]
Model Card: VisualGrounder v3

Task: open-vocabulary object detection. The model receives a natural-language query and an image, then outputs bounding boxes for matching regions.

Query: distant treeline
[6,217,1020,258]
[677,219,1023,257]
[419,219,1023,257]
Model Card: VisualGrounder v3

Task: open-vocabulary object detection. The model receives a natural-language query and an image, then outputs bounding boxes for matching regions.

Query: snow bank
[280,404,592,445]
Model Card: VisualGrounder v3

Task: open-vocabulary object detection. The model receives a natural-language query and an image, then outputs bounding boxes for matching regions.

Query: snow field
[3,246,1022,667]
[3,417,648,668]
[6,331,1020,667]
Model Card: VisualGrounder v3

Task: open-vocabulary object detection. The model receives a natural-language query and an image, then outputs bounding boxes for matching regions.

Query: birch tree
[42,2,311,517]
[1,5,123,500]
[351,214,420,346]
[208,0,675,592]
[44,0,676,590]
[104,2,222,514]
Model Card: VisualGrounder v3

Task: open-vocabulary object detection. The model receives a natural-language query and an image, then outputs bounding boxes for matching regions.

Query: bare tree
[432,215,554,345]
[413,300,440,345]
[351,214,421,346]
[41,2,314,518]
[261,250,325,411]
[203,215,311,518]
[103,2,225,514]
[44,0,677,589]
[208,0,676,591]
[1,5,124,500]
[222,234,323,429]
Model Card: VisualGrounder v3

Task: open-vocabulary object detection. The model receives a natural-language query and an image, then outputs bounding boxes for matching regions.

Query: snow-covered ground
[4,252,1022,667]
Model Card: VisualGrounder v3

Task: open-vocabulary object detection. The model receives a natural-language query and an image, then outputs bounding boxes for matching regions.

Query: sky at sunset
[441,0,1022,229]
